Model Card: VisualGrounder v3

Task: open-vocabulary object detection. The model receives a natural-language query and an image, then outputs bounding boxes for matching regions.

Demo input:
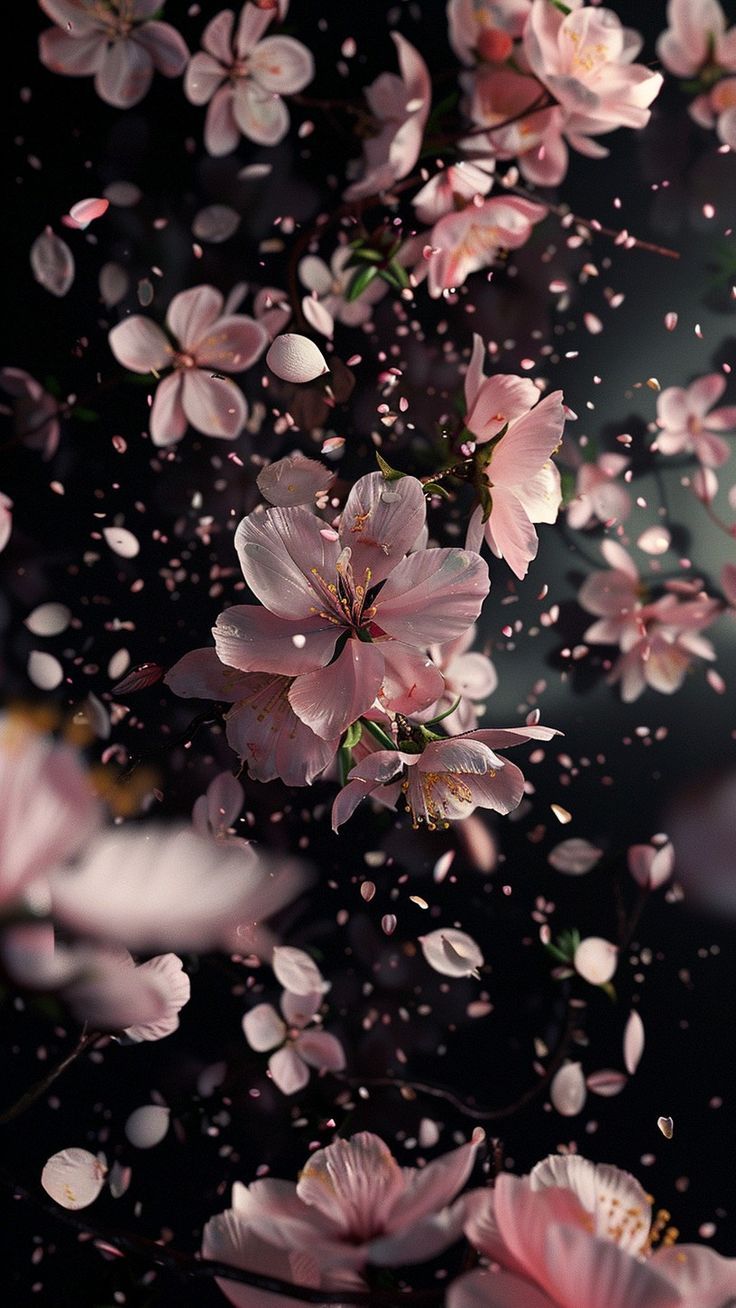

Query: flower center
[173,350,198,371]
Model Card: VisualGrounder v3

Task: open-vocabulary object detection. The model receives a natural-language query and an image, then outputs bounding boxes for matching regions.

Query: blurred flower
[345,34,430,201]
[655,373,736,469]
[0,368,60,458]
[299,246,388,337]
[422,195,547,299]
[39,0,189,109]
[566,452,631,530]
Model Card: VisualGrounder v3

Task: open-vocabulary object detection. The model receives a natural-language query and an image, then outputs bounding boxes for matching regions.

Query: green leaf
[550,0,572,12]
[72,406,99,422]
[387,258,410,289]
[343,721,363,749]
[346,264,380,302]
[360,718,397,751]
[422,480,452,499]
[349,247,384,265]
[376,452,406,481]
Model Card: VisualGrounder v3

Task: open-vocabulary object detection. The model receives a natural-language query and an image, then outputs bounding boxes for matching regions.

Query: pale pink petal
[0,494,12,554]
[448,1268,554,1308]
[224,677,338,786]
[39,1,101,36]
[574,936,618,985]
[109,316,171,373]
[233,81,290,147]
[487,392,565,485]
[419,928,484,977]
[288,640,386,739]
[331,777,381,829]
[257,453,335,507]
[132,21,189,78]
[95,37,154,109]
[651,1244,736,1306]
[235,506,340,620]
[298,255,333,296]
[269,1045,310,1095]
[464,759,526,815]
[167,284,223,350]
[39,28,104,78]
[543,1225,680,1308]
[466,374,541,443]
[295,1030,346,1072]
[201,8,235,63]
[548,838,602,875]
[214,604,337,676]
[340,472,427,586]
[281,989,322,1026]
[185,50,226,105]
[296,1133,405,1234]
[550,1061,587,1116]
[377,548,490,645]
[205,84,241,156]
[150,372,188,447]
[67,197,109,229]
[688,372,726,417]
[272,946,328,995]
[30,229,75,298]
[203,1212,325,1308]
[194,315,267,372]
[165,647,251,702]
[248,36,314,94]
[266,333,328,383]
[379,643,446,716]
[123,954,190,1040]
[235,3,274,57]
[243,1002,287,1052]
[181,369,246,438]
[578,568,637,618]
[656,385,689,432]
[42,1149,106,1211]
[623,1008,645,1075]
[463,334,487,413]
[484,486,539,580]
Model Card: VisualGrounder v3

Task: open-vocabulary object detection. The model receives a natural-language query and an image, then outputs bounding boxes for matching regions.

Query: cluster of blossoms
[658,0,736,149]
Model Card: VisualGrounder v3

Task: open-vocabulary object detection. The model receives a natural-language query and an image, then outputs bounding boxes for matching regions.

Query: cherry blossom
[192,771,247,847]
[423,195,547,299]
[460,69,568,186]
[108,285,267,445]
[454,1154,736,1308]
[212,472,490,741]
[689,74,736,148]
[579,541,720,701]
[242,988,345,1095]
[412,156,496,225]
[203,1129,484,1294]
[299,246,388,337]
[184,4,314,154]
[656,0,735,79]
[414,625,498,733]
[655,373,736,469]
[566,452,631,530]
[345,34,431,201]
[523,1,663,164]
[332,723,559,830]
[447,0,532,67]
[38,0,189,110]
[463,334,566,579]
[0,367,61,458]
[256,452,335,507]
[164,647,339,786]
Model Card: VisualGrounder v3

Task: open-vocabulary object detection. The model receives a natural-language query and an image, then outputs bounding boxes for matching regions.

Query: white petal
[25,603,71,636]
[623,1009,645,1075]
[574,936,618,985]
[266,333,328,383]
[550,1061,587,1116]
[28,650,63,690]
[103,526,140,558]
[419,928,484,978]
[548,838,602,876]
[42,1149,107,1209]
[272,946,329,996]
[125,1105,170,1148]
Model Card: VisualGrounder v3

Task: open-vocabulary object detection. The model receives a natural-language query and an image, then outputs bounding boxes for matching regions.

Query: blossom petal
[167,285,224,350]
[205,84,241,156]
[487,392,566,485]
[484,486,539,581]
[467,374,541,444]
[232,81,290,147]
[213,605,339,676]
[248,36,314,94]
[288,640,385,739]
[340,472,427,586]
[235,506,340,620]
[296,1133,405,1233]
[133,21,189,78]
[109,316,171,373]
[181,370,246,438]
[95,38,154,109]
[243,1002,287,1052]
[150,372,188,446]
[42,1149,106,1210]
[185,50,226,104]
[194,315,268,372]
[295,1030,346,1072]
[165,647,251,702]
[269,1045,310,1095]
[377,548,490,646]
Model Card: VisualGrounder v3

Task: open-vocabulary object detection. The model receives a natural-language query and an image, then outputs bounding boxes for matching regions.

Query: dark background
[4,1,736,1303]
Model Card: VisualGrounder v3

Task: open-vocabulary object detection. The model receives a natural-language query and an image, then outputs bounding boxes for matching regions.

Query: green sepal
[346,264,380,302]
[343,721,363,750]
[376,452,406,481]
[422,481,452,499]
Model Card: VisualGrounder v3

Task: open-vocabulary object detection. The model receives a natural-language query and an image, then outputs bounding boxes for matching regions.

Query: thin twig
[0,1030,100,1124]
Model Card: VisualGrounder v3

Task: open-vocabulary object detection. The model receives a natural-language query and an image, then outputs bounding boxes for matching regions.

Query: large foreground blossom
[203,1129,484,1302]
[345,34,431,201]
[463,335,565,578]
[109,285,267,445]
[452,1153,736,1308]
[212,472,490,740]
[39,0,189,109]
[579,541,720,702]
[184,4,314,154]
[332,724,559,830]
[523,0,662,162]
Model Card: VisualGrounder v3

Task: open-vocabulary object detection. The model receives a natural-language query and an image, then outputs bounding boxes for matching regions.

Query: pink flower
[212,472,490,741]
[344,34,431,201]
[0,367,61,458]
[424,195,547,299]
[64,949,190,1040]
[184,4,313,155]
[164,647,339,786]
[242,989,345,1095]
[108,285,267,445]
[299,246,388,337]
[656,373,736,468]
[202,1129,484,1298]
[463,334,565,579]
[460,68,568,186]
[257,452,335,508]
[332,724,559,830]
[579,541,720,702]
[447,0,532,67]
[566,452,631,530]
[690,75,736,148]
[412,156,496,224]
[523,0,663,163]
[415,625,498,733]
[39,0,189,110]
[656,0,733,79]
[453,1153,736,1308]
[192,771,248,848]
